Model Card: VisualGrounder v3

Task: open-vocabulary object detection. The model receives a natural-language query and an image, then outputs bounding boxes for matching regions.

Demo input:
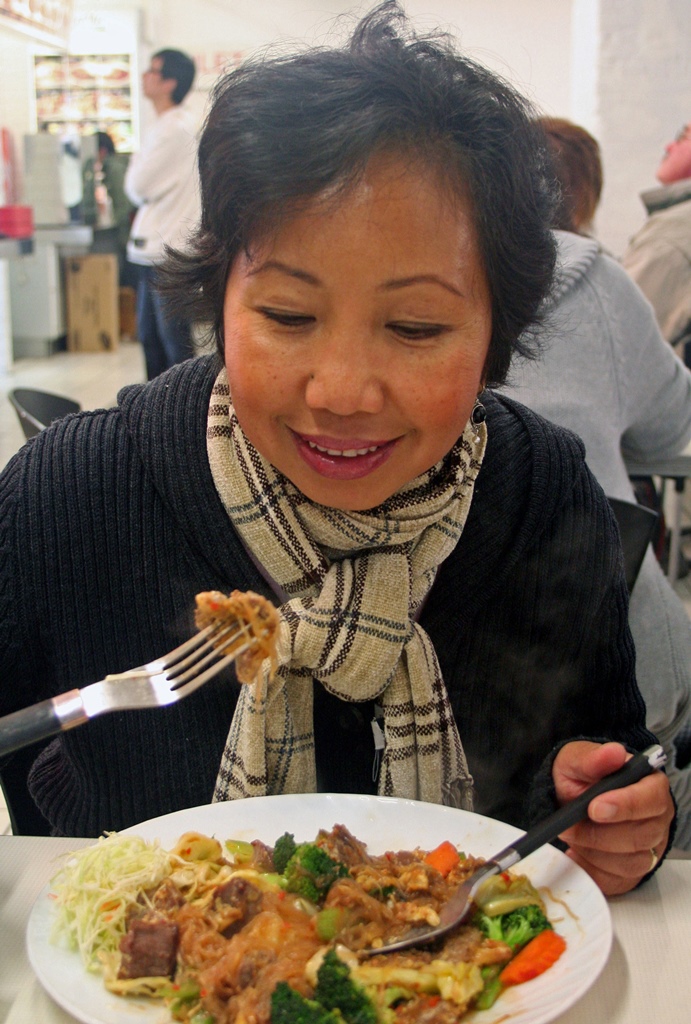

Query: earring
[471,399,486,443]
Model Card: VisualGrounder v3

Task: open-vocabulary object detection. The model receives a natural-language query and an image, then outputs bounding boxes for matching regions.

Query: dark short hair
[95,131,115,156]
[536,116,603,234]
[163,1,556,386]
[154,48,196,104]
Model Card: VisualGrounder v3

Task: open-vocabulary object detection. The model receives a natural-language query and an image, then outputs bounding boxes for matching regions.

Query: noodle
[194,590,280,695]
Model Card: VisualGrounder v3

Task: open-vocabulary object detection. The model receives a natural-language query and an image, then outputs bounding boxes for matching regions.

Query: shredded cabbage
[50,833,174,972]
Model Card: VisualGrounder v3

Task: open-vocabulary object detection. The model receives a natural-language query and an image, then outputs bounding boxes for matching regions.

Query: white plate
[27,794,612,1024]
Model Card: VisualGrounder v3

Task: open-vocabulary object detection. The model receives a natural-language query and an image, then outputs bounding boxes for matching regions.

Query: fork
[360,743,667,956]
[0,621,255,758]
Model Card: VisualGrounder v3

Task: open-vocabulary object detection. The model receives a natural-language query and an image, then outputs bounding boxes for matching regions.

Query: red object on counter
[0,205,34,239]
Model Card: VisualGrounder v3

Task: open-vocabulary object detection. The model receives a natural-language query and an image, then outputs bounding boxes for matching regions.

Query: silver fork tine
[156,624,242,679]
[104,623,250,683]
[168,640,254,695]
[166,629,252,686]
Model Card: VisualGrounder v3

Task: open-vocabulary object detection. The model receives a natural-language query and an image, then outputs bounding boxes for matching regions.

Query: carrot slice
[423,840,460,877]
[498,929,566,986]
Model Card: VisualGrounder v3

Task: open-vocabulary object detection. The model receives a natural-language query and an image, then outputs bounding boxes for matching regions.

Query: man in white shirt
[622,123,691,368]
[125,49,200,379]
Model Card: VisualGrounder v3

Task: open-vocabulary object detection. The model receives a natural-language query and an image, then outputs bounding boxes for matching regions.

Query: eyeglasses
[674,125,691,143]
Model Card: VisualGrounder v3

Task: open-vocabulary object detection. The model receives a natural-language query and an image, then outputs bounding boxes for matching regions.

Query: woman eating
[0,2,674,895]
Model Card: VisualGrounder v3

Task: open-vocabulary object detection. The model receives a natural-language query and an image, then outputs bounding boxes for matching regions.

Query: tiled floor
[0,344,690,834]
[0,339,146,469]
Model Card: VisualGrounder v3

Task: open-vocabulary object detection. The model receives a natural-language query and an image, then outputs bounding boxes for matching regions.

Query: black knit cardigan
[0,355,656,837]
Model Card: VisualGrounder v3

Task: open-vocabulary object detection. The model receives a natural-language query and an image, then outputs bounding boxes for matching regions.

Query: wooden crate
[65,254,119,352]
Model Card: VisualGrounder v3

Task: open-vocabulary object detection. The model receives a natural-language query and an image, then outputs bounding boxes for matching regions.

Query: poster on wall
[0,0,72,46]
[34,54,134,153]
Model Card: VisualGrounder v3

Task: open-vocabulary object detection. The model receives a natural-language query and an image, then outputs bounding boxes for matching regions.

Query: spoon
[359,743,667,957]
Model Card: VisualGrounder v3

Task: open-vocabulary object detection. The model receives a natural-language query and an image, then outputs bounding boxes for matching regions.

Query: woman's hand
[552,740,674,895]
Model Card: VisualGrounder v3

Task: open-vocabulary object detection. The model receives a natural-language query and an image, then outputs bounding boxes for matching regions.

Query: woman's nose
[304,336,385,416]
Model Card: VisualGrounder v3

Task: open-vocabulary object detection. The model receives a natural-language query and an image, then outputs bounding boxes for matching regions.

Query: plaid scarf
[207,368,487,808]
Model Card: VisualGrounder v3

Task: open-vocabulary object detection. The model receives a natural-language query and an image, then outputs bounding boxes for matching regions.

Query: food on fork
[194,590,280,688]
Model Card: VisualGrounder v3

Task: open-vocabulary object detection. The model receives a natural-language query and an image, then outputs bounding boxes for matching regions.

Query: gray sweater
[502,229,691,846]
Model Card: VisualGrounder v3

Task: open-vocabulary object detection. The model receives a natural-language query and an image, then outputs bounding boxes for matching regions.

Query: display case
[33,53,134,153]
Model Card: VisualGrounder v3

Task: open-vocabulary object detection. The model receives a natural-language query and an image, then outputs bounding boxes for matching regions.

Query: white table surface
[1,835,689,1024]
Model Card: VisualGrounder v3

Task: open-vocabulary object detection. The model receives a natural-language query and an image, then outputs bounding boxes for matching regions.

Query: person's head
[164,2,556,509]
[96,131,115,159]
[536,117,603,234]
[144,48,196,106]
[656,123,691,185]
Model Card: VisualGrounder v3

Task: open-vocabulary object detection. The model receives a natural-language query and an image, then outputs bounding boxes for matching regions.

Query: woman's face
[223,157,492,511]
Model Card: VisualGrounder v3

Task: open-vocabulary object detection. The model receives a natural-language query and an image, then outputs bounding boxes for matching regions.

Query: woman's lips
[291,430,400,480]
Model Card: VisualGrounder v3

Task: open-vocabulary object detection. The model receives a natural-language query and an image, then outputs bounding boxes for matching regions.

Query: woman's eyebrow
[380,275,464,298]
[247,259,321,285]
[248,263,464,298]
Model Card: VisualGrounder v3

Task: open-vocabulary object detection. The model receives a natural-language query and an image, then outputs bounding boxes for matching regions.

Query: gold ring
[648,847,660,872]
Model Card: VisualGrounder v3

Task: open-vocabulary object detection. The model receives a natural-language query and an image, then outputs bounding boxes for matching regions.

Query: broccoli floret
[283,844,348,904]
[315,949,379,1024]
[273,832,298,874]
[501,905,552,949]
[475,904,552,951]
[473,911,506,943]
[271,981,343,1023]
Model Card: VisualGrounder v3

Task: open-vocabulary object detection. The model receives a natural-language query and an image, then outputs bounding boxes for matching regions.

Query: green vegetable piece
[189,1012,215,1024]
[262,872,288,889]
[474,904,552,951]
[371,884,397,902]
[283,844,348,904]
[475,967,504,1011]
[224,839,255,864]
[381,985,414,1008]
[474,874,544,916]
[175,980,201,1001]
[273,832,298,874]
[315,907,345,941]
[473,911,505,943]
[169,978,203,1013]
[315,949,378,1024]
[270,981,342,1023]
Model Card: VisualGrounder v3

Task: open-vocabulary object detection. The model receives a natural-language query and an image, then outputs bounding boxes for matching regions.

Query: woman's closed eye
[258,307,316,328]
[387,321,450,341]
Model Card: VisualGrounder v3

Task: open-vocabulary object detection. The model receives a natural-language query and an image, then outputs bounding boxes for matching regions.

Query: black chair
[9,387,81,441]
[607,496,660,593]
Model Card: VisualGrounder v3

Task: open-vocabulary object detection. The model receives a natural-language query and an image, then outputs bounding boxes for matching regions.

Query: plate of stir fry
[27,794,612,1024]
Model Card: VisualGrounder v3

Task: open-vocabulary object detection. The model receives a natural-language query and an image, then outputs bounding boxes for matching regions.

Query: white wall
[597,0,691,254]
[1,0,690,253]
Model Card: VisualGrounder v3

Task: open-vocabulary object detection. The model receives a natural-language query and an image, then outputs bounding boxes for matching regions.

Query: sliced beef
[215,876,264,937]
[317,823,373,868]
[251,839,275,873]
[151,878,186,915]
[118,915,179,979]
[236,947,278,988]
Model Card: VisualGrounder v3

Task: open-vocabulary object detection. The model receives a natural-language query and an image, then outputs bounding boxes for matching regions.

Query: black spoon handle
[493,744,667,869]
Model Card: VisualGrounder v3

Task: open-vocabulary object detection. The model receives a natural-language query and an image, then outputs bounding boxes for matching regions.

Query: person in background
[82,131,136,286]
[622,122,691,367]
[125,48,200,379]
[501,116,691,846]
[535,116,603,236]
[0,5,673,893]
